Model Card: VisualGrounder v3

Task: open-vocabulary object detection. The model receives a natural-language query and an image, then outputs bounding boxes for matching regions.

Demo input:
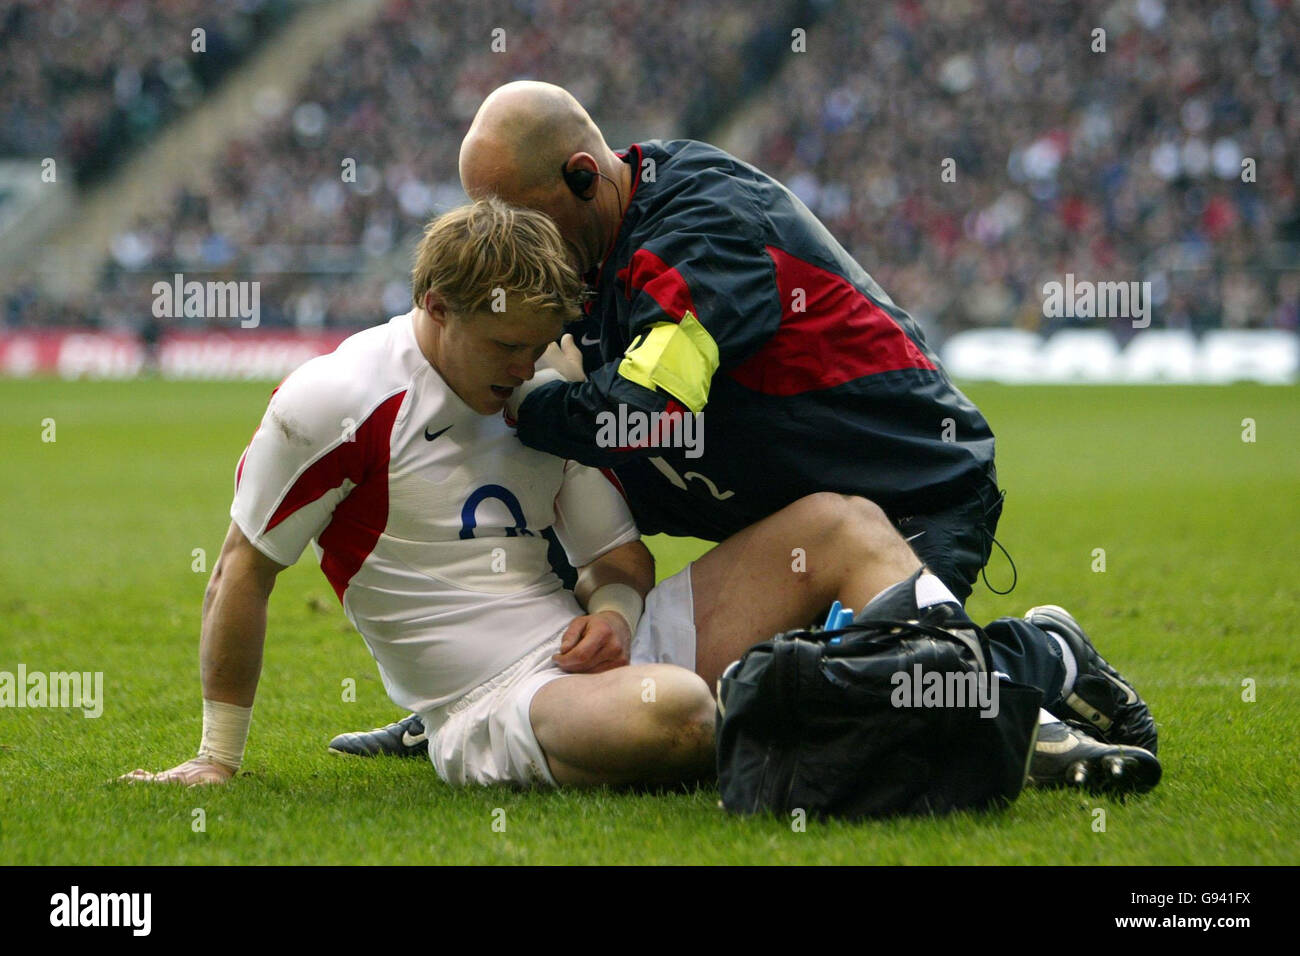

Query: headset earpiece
[561,162,597,200]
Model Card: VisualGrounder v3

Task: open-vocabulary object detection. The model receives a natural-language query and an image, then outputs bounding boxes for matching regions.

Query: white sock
[914,572,959,609]
[1044,629,1078,692]
[1038,709,1064,726]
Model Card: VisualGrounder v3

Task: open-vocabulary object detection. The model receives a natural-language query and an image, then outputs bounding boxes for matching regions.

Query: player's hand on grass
[537,333,586,382]
[553,610,631,674]
[118,756,235,787]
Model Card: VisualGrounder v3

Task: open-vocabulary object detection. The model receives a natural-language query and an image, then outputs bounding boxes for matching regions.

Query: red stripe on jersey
[267,390,405,601]
[612,397,688,452]
[727,246,936,396]
[594,146,645,287]
[616,249,697,322]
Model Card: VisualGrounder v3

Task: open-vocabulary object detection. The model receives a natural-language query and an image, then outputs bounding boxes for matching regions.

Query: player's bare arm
[119,522,285,786]
[554,538,654,674]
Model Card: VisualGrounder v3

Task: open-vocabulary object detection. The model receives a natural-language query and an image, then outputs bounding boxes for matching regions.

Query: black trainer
[328,713,427,757]
[1026,605,1159,754]
[1028,720,1161,795]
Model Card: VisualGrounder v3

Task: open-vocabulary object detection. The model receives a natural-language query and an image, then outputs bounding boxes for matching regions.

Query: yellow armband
[617,312,719,414]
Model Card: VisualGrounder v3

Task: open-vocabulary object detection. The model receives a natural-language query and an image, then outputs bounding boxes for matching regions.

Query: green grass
[1,379,1297,864]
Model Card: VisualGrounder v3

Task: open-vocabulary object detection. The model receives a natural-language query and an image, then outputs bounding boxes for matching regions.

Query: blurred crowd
[0,0,299,181]
[2,0,1297,337]
[743,0,1300,337]
[5,0,796,331]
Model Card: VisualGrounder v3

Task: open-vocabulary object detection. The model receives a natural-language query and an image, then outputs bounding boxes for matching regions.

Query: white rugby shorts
[424,564,699,788]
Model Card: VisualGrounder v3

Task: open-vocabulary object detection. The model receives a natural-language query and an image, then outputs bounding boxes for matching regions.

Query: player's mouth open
[490,385,513,398]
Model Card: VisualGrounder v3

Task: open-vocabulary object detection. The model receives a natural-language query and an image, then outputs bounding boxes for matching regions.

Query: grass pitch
[0,377,1296,865]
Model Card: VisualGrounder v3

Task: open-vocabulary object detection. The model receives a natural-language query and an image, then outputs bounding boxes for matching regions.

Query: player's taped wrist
[588,582,643,634]
[198,698,252,771]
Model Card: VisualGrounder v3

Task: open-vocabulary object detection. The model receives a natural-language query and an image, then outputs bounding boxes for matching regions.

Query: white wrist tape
[588,582,644,633]
[198,698,252,771]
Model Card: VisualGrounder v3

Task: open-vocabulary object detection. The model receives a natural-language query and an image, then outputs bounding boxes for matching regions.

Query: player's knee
[789,491,891,546]
[839,493,892,538]
[638,666,716,760]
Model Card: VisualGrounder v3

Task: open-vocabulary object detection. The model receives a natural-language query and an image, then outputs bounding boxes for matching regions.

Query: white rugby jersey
[231,311,639,713]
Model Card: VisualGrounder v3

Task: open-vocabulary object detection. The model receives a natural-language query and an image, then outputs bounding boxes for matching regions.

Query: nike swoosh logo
[424,424,453,442]
[580,333,600,346]
[402,730,427,747]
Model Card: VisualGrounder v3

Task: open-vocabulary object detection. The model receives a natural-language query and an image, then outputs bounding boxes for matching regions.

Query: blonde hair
[411,197,583,318]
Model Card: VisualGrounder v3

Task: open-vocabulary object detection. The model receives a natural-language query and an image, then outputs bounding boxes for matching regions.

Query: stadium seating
[1,0,1296,336]
[0,0,302,182]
